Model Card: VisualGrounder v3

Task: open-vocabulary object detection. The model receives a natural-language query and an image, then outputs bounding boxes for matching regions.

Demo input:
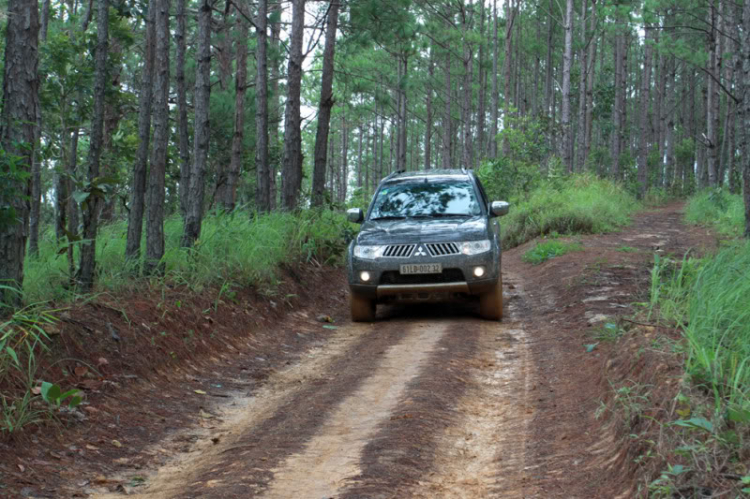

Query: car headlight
[461,240,491,255]
[353,245,386,259]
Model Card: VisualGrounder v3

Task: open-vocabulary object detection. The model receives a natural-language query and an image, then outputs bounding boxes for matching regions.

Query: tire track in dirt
[93,320,407,498]
[401,273,534,499]
[261,322,447,498]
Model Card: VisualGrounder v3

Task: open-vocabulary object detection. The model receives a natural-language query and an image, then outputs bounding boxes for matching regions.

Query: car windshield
[369,180,481,219]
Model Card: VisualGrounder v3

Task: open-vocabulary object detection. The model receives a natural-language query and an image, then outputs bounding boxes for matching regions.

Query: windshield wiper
[411,213,472,218]
[370,215,407,221]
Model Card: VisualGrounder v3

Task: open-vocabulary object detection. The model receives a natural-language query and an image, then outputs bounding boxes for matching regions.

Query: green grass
[521,239,583,265]
[22,209,351,304]
[499,174,640,249]
[684,189,744,236]
[650,243,750,412]
[616,245,639,253]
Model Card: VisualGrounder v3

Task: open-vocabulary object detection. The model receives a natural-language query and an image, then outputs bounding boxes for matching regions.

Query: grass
[22,209,351,304]
[499,174,640,249]
[521,239,583,265]
[684,188,744,236]
[617,245,639,253]
[648,243,750,414]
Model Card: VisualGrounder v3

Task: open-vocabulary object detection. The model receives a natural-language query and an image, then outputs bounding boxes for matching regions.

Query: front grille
[383,244,416,258]
[426,242,460,256]
[379,269,465,285]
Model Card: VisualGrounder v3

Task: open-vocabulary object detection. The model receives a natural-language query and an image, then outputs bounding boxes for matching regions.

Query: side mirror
[347,208,364,224]
[490,201,510,217]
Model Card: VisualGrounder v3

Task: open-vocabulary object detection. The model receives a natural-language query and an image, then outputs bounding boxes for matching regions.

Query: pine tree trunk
[221,16,247,212]
[560,0,573,173]
[585,28,597,161]
[461,2,474,170]
[706,0,722,187]
[78,0,108,290]
[176,0,191,217]
[281,0,305,210]
[424,44,434,170]
[144,0,170,271]
[544,0,553,121]
[741,0,750,237]
[0,0,40,301]
[442,50,452,168]
[357,124,363,189]
[125,0,156,261]
[637,27,653,199]
[501,0,515,156]
[489,0,499,158]
[665,56,676,189]
[269,2,281,209]
[254,0,271,211]
[397,56,408,171]
[612,31,625,178]
[66,129,79,279]
[182,0,210,247]
[311,0,340,207]
[476,0,486,159]
[574,0,588,172]
[341,115,349,202]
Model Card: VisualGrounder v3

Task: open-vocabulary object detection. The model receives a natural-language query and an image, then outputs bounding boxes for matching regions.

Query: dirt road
[3,204,715,498]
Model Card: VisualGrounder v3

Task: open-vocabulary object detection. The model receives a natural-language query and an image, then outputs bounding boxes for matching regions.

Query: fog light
[360,271,371,282]
[473,266,485,278]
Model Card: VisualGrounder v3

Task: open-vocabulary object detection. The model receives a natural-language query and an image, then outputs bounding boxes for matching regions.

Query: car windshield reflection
[370,181,480,219]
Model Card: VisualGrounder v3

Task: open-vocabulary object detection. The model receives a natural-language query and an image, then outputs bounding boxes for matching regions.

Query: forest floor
[0,203,717,498]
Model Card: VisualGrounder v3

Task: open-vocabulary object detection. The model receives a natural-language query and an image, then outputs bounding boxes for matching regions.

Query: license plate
[400,263,442,275]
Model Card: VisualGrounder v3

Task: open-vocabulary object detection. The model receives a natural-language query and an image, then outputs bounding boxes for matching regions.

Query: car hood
[356,216,488,245]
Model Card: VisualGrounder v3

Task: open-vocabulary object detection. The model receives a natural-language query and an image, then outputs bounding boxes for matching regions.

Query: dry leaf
[194,389,207,395]
[74,366,88,377]
[111,440,123,448]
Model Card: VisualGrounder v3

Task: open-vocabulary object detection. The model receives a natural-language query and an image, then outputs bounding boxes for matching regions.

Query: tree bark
[706,0,721,186]
[182,0,210,248]
[125,0,156,261]
[311,0,340,207]
[269,1,281,209]
[281,0,305,210]
[637,27,653,199]
[66,128,79,279]
[574,0,588,172]
[424,43,434,170]
[560,0,573,172]
[254,0,271,212]
[396,55,408,171]
[476,0,486,159]
[144,0,170,271]
[741,0,750,237]
[461,0,474,170]
[78,0,108,290]
[442,50,452,168]
[223,15,247,212]
[612,29,626,178]
[0,0,40,301]
[501,0,515,156]
[176,0,191,217]
[489,0,499,158]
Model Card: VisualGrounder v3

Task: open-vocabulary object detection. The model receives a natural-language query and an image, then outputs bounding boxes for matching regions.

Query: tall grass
[684,189,744,236]
[23,209,350,304]
[650,243,750,412]
[498,174,639,248]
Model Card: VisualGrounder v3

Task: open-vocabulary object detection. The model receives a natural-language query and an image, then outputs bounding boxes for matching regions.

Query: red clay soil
[0,202,721,498]
[0,265,348,498]
[507,202,718,497]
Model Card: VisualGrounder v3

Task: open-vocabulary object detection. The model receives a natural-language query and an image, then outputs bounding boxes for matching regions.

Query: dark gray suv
[346,169,509,322]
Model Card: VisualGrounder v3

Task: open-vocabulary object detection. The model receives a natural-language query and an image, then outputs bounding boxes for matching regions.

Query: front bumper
[348,250,500,301]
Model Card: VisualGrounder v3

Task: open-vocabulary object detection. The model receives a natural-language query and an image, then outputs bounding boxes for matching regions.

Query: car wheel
[350,292,376,322]
[479,275,503,321]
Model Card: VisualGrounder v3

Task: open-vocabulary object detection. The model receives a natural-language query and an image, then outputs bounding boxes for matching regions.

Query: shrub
[684,188,744,236]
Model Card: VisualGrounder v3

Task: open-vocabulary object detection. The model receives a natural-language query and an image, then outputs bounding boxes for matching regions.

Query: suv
[346,169,509,322]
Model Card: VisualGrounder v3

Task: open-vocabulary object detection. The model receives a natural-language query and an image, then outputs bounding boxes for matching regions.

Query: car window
[370,180,481,219]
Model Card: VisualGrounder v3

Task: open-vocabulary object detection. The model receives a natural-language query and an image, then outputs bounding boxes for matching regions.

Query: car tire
[479,275,503,320]
[350,292,376,322]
